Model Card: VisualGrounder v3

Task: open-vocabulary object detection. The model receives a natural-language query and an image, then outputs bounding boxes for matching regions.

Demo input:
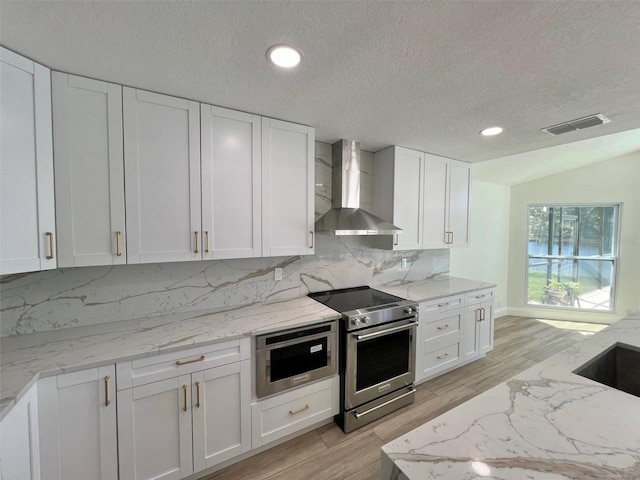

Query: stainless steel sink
[574,343,640,397]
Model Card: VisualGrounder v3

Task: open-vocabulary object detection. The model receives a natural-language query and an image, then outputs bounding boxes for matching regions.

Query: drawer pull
[437,353,449,360]
[475,294,486,299]
[289,404,310,416]
[437,302,450,308]
[437,324,449,330]
[176,355,205,366]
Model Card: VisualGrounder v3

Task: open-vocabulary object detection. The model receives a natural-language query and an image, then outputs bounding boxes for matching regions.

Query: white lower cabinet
[461,289,495,362]
[251,376,339,448]
[416,295,464,383]
[118,375,194,480]
[417,289,495,384]
[38,366,117,480]
[192,361,251,472]
[117,340,251,480]
[0,384,40,480]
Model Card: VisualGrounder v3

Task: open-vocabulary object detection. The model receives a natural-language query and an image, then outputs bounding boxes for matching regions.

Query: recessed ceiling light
[267,45,301,68]
[480,126,503,136]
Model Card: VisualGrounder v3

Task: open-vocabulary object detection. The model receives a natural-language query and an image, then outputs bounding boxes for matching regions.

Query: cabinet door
[422,153,449,249]
[201,105,261,260]
[118,376,193,480]
[478,300,494,355]
[124,88,201,264]
[448,161,470,248]
[52,73,126,267]
[38,366,117,480]
[0,384,40,480]
[192,360,251,472]
[0,47,56,275]
[392,147,424,250]
[261,118,314,256]
[461,304,481,362]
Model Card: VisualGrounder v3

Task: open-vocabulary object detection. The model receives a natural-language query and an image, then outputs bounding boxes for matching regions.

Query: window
[527,204,620,311]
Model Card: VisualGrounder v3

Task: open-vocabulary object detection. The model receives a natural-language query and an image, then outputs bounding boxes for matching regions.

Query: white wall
[450,180,511,316]
[507,152,640,323]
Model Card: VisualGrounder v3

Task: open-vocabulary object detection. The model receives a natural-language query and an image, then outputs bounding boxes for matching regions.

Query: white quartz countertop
[0,296,340,420]
[377,275,495,302]
[381,310,640,480]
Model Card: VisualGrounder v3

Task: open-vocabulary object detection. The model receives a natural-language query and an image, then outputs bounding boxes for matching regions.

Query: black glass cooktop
[308,286,405,313]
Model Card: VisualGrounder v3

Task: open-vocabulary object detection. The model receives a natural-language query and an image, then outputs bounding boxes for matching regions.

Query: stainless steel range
[308,286,418,433]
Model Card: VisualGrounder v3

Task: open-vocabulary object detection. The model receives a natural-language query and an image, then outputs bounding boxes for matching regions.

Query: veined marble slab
[376,275,495,302]
[381,311,640,480]
[0,296,340,420]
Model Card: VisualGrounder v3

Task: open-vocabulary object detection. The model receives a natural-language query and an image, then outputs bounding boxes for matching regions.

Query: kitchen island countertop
[381,310,640,480]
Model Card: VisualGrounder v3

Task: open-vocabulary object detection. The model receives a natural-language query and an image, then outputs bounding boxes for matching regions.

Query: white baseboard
[494,307,508,318]
[503,307,617,324]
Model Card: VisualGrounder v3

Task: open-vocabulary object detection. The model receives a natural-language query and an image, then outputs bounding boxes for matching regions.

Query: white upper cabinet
[52,73,126,267]
[447,161,471,247]
[201,105,262,259]
[123,88,201,263]
[261,118,315,257]
[373,146,425,250]
[423,154,470,249]
[0,47,56,274]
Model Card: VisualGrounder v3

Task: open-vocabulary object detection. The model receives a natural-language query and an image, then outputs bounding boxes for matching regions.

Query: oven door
[345,317,417,410]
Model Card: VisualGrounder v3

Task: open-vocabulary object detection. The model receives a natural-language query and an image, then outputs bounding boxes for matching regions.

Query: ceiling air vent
[541,114,611,136]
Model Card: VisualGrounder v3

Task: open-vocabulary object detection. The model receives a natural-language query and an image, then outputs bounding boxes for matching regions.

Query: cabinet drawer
[117,338,250,389]
[465,289,495,306]
[420,295,463,315]
[422,343,460,377]
[423,311,461,340]
[251,376,339,448]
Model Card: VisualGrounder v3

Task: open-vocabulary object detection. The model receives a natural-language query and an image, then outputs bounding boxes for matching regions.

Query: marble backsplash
[0,142,449,336]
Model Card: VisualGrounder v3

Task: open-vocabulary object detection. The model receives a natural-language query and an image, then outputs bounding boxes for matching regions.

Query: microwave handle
[353,321,417,341]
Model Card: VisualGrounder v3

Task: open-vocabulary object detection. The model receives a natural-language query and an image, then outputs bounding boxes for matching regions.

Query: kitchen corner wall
[0,141,449,337]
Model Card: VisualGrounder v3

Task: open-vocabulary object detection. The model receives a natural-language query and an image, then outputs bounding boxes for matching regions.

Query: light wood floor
[202,316,606,480]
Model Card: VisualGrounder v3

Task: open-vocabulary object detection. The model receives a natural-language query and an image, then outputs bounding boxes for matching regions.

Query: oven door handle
[353,321,417,341]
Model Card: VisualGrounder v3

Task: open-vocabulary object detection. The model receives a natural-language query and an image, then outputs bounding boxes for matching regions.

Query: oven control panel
[346,303,418,331]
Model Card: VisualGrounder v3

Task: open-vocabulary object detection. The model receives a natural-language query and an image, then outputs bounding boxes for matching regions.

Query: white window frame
[525,203,621,313]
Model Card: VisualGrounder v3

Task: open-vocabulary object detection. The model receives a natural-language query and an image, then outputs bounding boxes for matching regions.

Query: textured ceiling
[1,1,640,165]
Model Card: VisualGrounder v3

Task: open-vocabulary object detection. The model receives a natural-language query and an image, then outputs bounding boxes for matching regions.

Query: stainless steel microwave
[255,320,337,398]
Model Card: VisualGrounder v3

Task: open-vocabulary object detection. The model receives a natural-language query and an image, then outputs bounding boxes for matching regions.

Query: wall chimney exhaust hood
[315,140,402,236]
